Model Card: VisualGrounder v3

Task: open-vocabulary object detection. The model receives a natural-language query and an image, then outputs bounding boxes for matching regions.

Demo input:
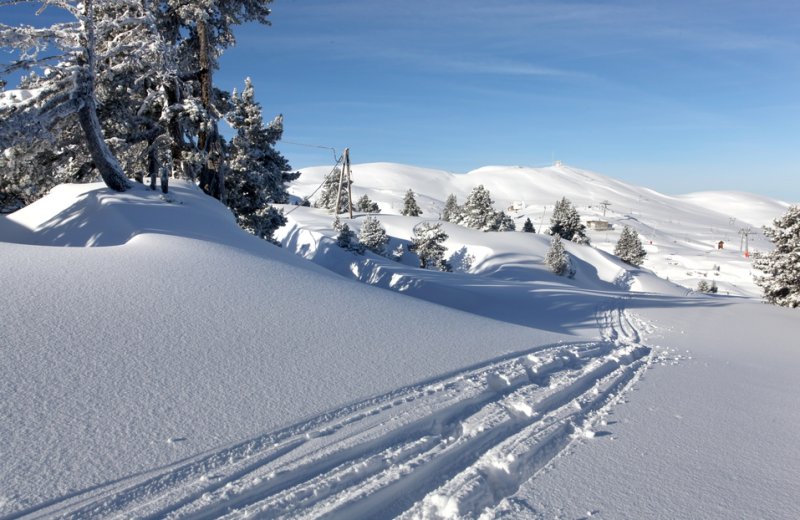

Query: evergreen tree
[0,0,172,195]
[753,204,800,307]
[314,168,350,214]
[154,0,275,200]
[548,197,589,244]
[401,189,423,216]
[409,222,450,270]
[225,78,299,242]
[545,234,569,276]
[522,218,536,233]
[614,226,647,266]
[358,215,390,255]
[455,185,495,231]
[696,280,711,293]
[492,210,516,232]
[335,222,365,255]
[442,194,459,222]
[355,194,381,213]
[391,243,405,262]
[709,280,719,293]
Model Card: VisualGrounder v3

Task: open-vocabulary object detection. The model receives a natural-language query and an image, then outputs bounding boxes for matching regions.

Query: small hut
[587,220,613,231]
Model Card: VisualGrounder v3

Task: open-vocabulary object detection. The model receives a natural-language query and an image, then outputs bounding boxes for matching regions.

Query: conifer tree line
[441,185,514,232]
[0,0,296,242]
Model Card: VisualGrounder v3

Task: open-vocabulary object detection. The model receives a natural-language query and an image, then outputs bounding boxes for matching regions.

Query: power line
[284,153,344,216]
[278,140,340,163]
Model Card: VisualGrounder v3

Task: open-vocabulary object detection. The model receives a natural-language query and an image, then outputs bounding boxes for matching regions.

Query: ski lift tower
[739,227,756,253]
[599,200,611,218]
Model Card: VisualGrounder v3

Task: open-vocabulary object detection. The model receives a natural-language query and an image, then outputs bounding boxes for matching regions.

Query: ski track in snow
[6,302,655,520]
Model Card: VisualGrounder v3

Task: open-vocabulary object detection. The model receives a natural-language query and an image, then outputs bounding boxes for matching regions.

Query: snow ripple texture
[7,302,652,520]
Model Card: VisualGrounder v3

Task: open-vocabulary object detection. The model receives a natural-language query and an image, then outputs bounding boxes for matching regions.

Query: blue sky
[214,0,799,201]
[4,0,799,200]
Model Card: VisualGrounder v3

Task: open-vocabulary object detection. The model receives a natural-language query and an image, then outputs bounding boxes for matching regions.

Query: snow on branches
[451,185,515,232]
[0,0,181,195]
[753,204,800,308]
[548,196,589,244]
[614,226,647,266]
[409,221,451,271]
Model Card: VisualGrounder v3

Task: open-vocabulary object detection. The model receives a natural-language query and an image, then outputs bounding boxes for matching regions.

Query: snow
[289,163,795,298]
[1,164,799,519]
[0,181,566,516]
[0,89,44,111]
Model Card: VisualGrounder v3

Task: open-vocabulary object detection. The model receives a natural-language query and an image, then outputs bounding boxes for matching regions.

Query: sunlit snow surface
[1,170,798,519]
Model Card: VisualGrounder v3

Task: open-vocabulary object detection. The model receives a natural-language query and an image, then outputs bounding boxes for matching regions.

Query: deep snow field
[1,164,798,520]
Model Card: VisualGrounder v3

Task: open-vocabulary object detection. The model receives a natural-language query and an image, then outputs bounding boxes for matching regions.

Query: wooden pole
[346,149,354,219]
[334,148,347,215]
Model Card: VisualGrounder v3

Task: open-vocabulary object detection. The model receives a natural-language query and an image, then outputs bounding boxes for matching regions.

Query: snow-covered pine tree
[614,226,646,265]
[314,168,350,214]
[626,228,646,265]
[409,222,450,271]
[548,197,589,244]
[391,243,404,262]
[709,280,719,293]
[696,280,711,293]
[492,210,516,232]
[358,215,390,255]
[614,226,631,259]
[0,0,209,209]
[753,204,800,307]
[335,222,365,255]
[225,78,299,242]
[0,0,164,194]
[522,218,535,233]
[455,185,495,231]
[355,194,381,213]
[401,189,423,216]
[545,234,569,276]
[154,0,274,200]
[442,194,459,222]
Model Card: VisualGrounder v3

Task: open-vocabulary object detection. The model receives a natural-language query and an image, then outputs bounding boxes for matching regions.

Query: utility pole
[538,205,547,233]
[345,148,353,219]
[333,148,354,218]
[599,200,611,218]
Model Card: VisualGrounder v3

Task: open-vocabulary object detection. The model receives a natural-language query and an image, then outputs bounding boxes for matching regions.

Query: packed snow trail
[5,301,652,520]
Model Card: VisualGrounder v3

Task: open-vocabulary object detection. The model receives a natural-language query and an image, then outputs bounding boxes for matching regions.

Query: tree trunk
[77,0,130,192]
[197,19,211,152]
[196,19,223,200]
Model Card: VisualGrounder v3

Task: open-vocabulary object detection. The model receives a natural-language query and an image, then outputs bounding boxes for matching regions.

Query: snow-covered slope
[1,173,799,520]
[289,163,794,298]
[0,181,568,517]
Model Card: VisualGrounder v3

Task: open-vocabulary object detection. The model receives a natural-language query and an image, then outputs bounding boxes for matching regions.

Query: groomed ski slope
[1,172,799,519]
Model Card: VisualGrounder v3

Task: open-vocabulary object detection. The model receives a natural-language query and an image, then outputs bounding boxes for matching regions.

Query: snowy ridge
[6,299,652,520]
[289,162,794,297]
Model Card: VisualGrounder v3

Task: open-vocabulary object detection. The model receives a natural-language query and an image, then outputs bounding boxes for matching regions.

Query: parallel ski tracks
[6,300,653,520]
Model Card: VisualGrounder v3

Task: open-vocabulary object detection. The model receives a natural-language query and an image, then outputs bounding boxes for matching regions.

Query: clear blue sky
[215,0,799,201]
[4,1,799,201]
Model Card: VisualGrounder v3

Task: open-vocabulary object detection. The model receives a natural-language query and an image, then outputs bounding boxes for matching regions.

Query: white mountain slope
[0,172,798,520]
[289,163,793,298]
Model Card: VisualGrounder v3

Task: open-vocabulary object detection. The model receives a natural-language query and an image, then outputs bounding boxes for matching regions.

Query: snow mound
[0,180,568,516]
